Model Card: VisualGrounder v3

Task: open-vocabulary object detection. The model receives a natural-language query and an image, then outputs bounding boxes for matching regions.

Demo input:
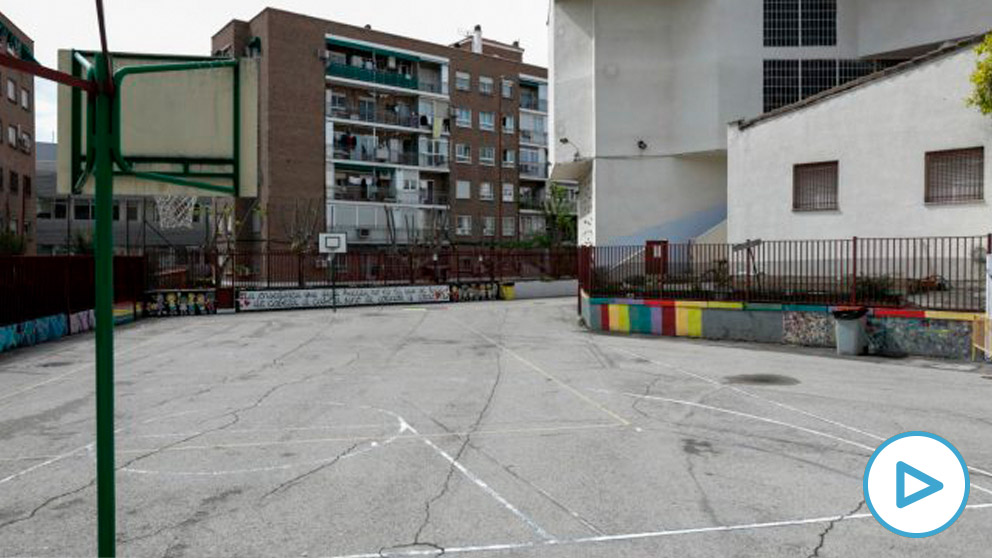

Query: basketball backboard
[320,233,349,255]
[56,50,258,198]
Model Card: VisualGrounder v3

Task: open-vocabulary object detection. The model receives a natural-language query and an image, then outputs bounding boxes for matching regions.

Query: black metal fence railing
[579,235,990,312]
[145,247,579,292]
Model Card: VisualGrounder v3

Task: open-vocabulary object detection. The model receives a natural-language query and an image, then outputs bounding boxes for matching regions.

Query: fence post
[850,236,858,305]
[409,250,415,284]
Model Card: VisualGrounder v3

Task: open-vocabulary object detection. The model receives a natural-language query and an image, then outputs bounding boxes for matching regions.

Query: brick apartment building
[0,12,35,254]
[211,8,550,250]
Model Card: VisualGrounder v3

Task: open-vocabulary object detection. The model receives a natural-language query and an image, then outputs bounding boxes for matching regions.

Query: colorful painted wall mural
[237,285,451,312]
[581,293,980,360]
[450,282,500,302]
[144,290,217,318]
[1,314,69,354]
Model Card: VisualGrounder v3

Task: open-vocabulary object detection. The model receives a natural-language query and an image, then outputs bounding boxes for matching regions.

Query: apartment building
[0,12,35,254]
[550,0,992,246]
[212,9,550,249]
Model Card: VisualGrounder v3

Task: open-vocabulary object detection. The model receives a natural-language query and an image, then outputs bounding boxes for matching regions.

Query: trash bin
[833,308,869,356]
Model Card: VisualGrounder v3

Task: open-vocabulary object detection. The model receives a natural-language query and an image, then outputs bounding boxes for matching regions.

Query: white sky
[3,1,550,144]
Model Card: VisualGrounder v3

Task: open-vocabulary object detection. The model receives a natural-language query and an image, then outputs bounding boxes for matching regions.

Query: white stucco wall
[856,0,992,57]
[728,47,992,243]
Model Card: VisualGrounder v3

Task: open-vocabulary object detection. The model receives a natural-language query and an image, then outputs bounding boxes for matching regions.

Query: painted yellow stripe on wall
[687,309,703,337]
[616,305,631,333]
[707,301,744,310]
[675,301,708,309]
[925,311,982,322]
[609,305,621,332]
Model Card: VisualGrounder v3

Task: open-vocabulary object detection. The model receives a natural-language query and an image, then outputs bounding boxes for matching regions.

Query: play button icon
[896,461,943,508]
[864,432,970,537]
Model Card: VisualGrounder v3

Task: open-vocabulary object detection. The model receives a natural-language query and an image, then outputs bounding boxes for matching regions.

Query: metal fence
[145,247,578,291]
[0,256,145,328]
[580,235,990,312]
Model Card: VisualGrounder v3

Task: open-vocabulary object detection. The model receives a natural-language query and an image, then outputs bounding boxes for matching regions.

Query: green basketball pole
[92,51,117,558]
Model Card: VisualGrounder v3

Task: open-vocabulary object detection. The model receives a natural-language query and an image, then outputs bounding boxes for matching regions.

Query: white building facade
[728,40,991,243]
[549,0,992,246]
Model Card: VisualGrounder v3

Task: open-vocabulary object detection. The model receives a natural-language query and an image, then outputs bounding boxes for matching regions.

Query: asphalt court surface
[1,298,991,557]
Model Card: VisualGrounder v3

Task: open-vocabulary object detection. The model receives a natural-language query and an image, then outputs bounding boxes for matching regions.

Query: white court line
[323,504,992,557]
[605,345,992,497]
[400,416,556,542]
[452,316,631,426]
[603,390,992,498]
[0,443,92,486]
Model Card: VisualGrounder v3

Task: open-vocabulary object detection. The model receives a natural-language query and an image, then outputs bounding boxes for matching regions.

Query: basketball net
[155,195,197,230]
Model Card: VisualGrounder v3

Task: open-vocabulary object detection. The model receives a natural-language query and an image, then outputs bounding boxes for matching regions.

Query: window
[502,149,516,168]
[7,125,15,146]
[0,166,4,190]
[793,161,839,211]
[22,176,30,196]
[455,71,471,91]
[456,180,472,199]
[36,198,53,219]
[19,131,31,154]
[112,201,121,221]
[763,0,836,47]
[74,199,92,220]
[502,115,515,134]
[9,171,17,194]
[6,79,14,102]
[801,59,837,98]
[502,79,514,99]
[479,76,494,95]
[127,204,139,222]
[455,143,472,164]
[925,148,984,204]
[763,58,904,113]
[502,216,516,237]
[20,88,28,111]
[483,216,495,237]
[329,90,347,113]
[479,146,496,166]
[480,182,494,200]
[55,200,68,219]
[502,182,515,202]
[479,111,496,131]
[456,107,472,128]
[456,215,473,236]
[763,60,800,112]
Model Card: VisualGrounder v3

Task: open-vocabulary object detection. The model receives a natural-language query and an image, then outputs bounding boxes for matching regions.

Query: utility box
[833,308,869,356]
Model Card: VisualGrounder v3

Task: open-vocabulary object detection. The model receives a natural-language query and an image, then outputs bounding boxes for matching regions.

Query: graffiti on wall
[0,314,69,354]
[70,309,96,335]
[238,285,451,312]
[867,317,971,360]
[144,291,217,318]
[783,312,836,348]
[450,282,499,302]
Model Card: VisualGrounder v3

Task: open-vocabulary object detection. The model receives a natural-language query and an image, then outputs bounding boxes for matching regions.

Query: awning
[550,159,592,183]
[326,38,419,63]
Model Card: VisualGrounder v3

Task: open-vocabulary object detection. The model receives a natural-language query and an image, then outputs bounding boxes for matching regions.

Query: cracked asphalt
[1,298,991,557]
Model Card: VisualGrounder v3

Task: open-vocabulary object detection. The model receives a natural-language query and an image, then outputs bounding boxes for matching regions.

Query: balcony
[520,96,548,113]
[518,195,545,212]
[333,187,448,206]
[328,104,419,130]
[333,146,420,167]
[327,62,418,91]
[519,162,549,179]
[519,129,548,146]
[420,153,450,170]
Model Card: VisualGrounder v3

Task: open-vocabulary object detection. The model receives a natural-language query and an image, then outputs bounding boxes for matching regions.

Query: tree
[278,199,322,254]
[542,182,578,247]
[0,229,26,255]
[967,33,992,115]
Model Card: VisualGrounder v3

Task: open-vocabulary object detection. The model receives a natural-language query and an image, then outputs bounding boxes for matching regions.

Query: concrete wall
[728,47,992,243]
[580,293,980,360]
[551,0,992,247]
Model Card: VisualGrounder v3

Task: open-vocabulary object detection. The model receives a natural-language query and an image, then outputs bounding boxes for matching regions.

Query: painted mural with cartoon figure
[449,282,499,302]
[144,290,217,317]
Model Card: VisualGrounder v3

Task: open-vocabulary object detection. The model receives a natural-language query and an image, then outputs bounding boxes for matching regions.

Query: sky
[3,0,551,145]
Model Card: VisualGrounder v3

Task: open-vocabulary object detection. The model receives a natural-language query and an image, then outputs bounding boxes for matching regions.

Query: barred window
[793,161,838,211]
[763,0,836,47]
[764,0,799,47]
[763,60,800,112]
[801,59,837,98]
[925,148,984,204]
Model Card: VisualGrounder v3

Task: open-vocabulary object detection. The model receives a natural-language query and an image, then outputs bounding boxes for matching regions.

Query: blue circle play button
[863,432,970,538]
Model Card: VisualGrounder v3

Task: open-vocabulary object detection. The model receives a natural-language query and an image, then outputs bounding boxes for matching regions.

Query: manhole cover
[724,374,800,386]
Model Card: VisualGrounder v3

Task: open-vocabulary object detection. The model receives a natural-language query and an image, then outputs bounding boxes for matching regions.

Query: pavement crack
[0,478,95,532]
[260,442,363,500]
[807,500,865,558]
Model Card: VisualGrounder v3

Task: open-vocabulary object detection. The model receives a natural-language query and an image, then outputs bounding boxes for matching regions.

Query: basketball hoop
[155,195,197,229]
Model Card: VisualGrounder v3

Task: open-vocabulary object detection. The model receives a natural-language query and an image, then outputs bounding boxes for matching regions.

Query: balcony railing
[332,189,449,206]
[419,153,450,170]
[520,97,548,112]
[518,196,545,211]
[333,147,420,167]
[328,104,419,129]
[327,62,419,91]
[519,129,548,146]
[519,162,549,179]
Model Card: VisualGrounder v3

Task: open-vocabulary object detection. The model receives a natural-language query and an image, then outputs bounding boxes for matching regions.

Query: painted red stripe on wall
[873,309,927,319]
[661,306,676,336]
[600,304,611,331]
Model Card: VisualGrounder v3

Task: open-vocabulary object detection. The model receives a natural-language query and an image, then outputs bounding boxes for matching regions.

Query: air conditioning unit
[358,228,371,238]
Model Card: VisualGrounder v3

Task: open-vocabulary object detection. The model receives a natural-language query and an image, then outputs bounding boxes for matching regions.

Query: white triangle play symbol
[904,474,928,498]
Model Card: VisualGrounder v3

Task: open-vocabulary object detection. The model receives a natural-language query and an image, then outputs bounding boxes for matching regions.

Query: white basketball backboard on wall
[320,233,348,255]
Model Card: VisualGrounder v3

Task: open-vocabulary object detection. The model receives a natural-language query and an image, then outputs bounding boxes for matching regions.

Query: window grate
[793,161,839,211]
[925,148,984,204]
[763,60,800,112]
[801,0,837,46]
[801,59,837,98]
[764,0,799,47]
